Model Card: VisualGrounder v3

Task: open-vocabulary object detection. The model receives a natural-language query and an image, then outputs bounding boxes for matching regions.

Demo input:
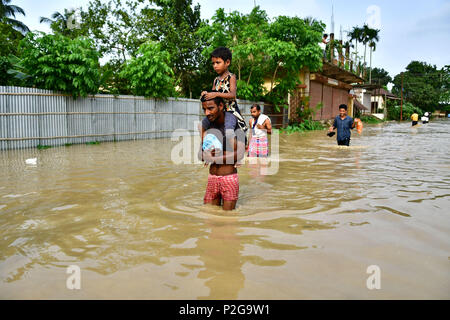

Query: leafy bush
[359,115,383,123]
[280,119,324,134]
[296,100,323,121]
[120,41,176,99]
[197,8,324,108]
[16,32,101,97]
[387,101,423,121]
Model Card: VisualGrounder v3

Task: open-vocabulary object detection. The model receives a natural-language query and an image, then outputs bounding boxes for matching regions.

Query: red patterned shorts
[204,173,239,202]
[248,135,269,157]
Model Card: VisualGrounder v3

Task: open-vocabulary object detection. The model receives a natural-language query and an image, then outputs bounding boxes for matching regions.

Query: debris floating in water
[25,158,37,165]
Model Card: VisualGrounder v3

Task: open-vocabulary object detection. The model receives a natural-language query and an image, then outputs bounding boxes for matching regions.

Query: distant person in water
[248,104,272,157]
[421,111,430,124]
[328,104,355,146]
[411,111,419,126]
[199,93,245,211]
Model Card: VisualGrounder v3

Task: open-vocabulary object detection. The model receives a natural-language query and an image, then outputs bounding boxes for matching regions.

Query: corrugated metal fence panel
[9,86,22,149]
[0,86,8,150]
[92,95,114,142]
[135,97,155,140]
[26,87,38,149]
[0,87,274,150]
[40,88,67,147]
[67,96,94,145]
[187,100,200,133]
[172,99,187,133]
[114,95,135,142]
[155,99,172,139]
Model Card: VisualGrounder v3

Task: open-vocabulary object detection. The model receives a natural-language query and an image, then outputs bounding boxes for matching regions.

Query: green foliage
[37,144,51,149]
[79,0,202,97]
[366,67,392,86]
[0,18,24,85]
[359,114,383,123]
[386,101,423,121]
[15,32,100,97]
[197,7,324,108]
[296,98,323,121]
[39,8,85,39]
[197,7,270,101]
[120,41,176,99]
[440,65,449,108]
[392,61,447,112]
[0,0,29,33]
[143,0,203,98]
[280,119,324,134]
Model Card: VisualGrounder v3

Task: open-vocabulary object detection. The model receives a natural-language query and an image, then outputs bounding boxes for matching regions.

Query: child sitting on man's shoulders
[201,47,247,136]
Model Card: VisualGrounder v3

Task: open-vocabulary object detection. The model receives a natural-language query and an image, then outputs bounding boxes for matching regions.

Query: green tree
[392,61,445,112]
[139,0,203,98]
[440,65,450,110]
[120,41,176,99]
[348,26,363,65]
[197,7,271,101]
[39,8,84,38]
[365,67,392,86]
[197,7,324,109]
[16,32,101,97]
[0,19,24,85]
[386,101,422,121]
[366,27,380,83]
[77,0,146,95]
[0,0,29,33]
[78,0,202,97]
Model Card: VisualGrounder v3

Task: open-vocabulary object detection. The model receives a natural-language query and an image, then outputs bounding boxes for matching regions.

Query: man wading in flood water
[328,104,355,146]
[199,94,245,211]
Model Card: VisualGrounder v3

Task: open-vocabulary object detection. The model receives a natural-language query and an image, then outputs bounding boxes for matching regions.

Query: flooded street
[0,120,449,299]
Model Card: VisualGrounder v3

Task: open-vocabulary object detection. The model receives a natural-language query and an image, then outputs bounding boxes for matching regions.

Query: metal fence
[0,86,280,150]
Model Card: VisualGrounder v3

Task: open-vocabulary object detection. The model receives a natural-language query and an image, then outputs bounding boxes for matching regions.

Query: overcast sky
[12,0,450,78]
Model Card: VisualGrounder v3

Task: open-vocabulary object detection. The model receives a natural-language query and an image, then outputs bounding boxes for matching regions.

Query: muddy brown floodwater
[0,120,449,299]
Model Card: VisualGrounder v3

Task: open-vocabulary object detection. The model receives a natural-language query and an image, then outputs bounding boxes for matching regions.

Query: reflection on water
[0,120,449,299]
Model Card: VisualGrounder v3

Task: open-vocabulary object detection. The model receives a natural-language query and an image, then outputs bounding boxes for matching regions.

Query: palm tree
[361,24,371,68]
[0,0,29,33]
[39,9,77,36]
[367,28,380,83]
[348,26,363,66]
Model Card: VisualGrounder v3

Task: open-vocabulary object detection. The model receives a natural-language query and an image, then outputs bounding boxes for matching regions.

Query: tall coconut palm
[367,28,380,83]
[348,26,363,66]
[0,0,29,33]
[39,9,77,36]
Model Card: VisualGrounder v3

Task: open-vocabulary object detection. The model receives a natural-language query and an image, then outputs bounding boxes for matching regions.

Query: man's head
[201,91,225,122]
[250,104,261,119]
[339,104,348,117]
[323,34,328,39]
[211,47,232,75]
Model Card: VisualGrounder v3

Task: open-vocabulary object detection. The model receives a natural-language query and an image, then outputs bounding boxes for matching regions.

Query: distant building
[371,88,401,119]
[287,60,364,122]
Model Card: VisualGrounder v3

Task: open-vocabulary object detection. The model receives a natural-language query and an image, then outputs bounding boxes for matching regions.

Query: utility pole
[400,72,403,121]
